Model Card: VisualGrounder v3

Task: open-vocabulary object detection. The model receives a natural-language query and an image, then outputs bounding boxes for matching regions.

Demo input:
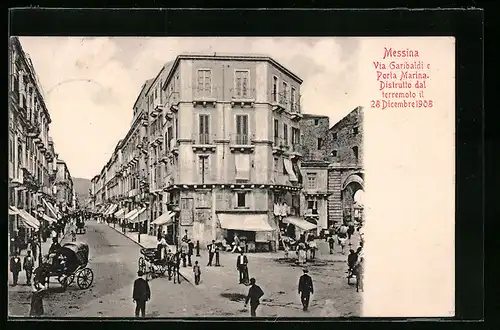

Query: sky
[19,37,362,179]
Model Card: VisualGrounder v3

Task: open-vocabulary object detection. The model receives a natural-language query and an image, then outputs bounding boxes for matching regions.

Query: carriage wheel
[159,264,167,276]
[138,257,147,273]
[76,268,94,289]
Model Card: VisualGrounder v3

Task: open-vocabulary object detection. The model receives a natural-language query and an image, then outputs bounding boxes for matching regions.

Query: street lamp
[36,204,45,266]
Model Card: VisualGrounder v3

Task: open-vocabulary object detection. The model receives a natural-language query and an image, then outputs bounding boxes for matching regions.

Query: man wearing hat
[132,271,151,317]
[244,278,264,317]
[298,267,314,311]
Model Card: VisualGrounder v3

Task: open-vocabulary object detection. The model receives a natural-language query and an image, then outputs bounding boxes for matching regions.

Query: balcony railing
[192,134,216,152]
[197,133,213,145]
[168,92,180,112]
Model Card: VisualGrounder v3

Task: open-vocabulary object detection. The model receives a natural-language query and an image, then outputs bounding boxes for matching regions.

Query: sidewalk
[8,223,71,287]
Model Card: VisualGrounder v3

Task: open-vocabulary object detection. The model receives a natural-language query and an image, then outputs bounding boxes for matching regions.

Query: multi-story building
[145,62,174,239]
[146,54,305,250]
[9,36,65,250]
[300,107,364,227]
[55,159,75,214]
[298,114,332,235]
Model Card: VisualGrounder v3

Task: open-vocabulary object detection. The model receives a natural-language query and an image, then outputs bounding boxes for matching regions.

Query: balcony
[290,143,303,159]
[290,102,303,121]
[271,92,287,113]
[192,91,216,108]
[26,124,41,138]
[229,133,255,153]
[231,89,256,108]
[192,133,216,152]
[154,104,165,114]
[159,152,169,164]
[169,138,179,155]
[168,92,180,112]
[272,137,290,155]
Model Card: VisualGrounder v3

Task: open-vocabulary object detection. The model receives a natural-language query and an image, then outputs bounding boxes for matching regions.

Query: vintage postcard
[8,36,455,318]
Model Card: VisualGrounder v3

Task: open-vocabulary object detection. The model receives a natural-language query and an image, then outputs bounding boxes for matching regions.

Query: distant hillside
[73,177,91,204]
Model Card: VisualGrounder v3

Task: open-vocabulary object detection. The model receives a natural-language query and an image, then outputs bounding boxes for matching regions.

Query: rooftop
[302,114,330,119]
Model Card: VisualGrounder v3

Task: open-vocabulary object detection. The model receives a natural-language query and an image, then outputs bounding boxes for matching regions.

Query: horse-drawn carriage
[76,218,86,234]
[138,248,168,280]
[34,242,94,290]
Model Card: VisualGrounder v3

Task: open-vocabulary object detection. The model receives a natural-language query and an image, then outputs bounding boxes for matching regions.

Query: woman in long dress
[297,242,307,264]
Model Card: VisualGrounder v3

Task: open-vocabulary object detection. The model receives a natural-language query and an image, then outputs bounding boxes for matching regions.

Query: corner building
[154,55,304,251]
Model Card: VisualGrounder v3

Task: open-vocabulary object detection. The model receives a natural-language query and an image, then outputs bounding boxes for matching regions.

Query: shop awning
[17,209,40,229]
[43,213,57,224]
[42,198,60,220]
[283,158,298,182]
[217,213,274,232]
[114,208,127,218]
[129,208,147,223]
[104,204,118,216]
[283,216,317,231]
[152,211,176,226]
[235,154,250,180]
[9,206,19,216]
[124,209,139,220]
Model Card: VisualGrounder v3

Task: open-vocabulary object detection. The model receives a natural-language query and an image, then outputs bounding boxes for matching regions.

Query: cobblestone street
[9,220,361,317]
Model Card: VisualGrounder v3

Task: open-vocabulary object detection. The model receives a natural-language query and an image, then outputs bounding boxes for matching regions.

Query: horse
[168,252,181,284]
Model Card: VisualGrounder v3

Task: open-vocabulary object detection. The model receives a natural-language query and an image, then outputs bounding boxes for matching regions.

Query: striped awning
[17,209,40,229]
[104,204,118,216]
[128,208,147,223]
[42,198,60,220]
[152,211,176,226]
[9,206,19,216]
[124,209,139,220]
[114,208,127,218]
[43,213,57,224]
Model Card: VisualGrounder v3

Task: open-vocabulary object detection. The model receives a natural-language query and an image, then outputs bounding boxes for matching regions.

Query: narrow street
[9,219,361,318]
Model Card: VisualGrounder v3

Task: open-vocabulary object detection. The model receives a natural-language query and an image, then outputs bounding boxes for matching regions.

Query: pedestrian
[10,253,22,286]
[298,267,314,311]
[193,260,201,285]
[207,240,216,266]
[308,238,317,260]
[132,271,151,317]
[328,235,335,254]
[214,242,221,267]
[244,278,264,317]
[23,250,35,285]
[347,249,358,280]
[187,239,194,267]
[30,277,47,317]
[181,229,189,243]
[354,257,364,292]
[231,233,241,253]
[297,242,307,264]
[236,250,249,284]
[71,230,76,242]
[180,240,188,267]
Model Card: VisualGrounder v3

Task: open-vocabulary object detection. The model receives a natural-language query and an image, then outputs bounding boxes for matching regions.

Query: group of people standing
[282,232,318,264]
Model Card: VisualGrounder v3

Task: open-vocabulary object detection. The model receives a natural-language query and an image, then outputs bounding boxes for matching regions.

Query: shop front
[217,213,275,253]
[151,211,176,244]
[282,216,317,241]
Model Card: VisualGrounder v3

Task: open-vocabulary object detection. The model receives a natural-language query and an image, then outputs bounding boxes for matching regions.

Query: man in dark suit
[236,251,249,284]
[207,240,216,266]
[132,271,151,317]
[298,267,314,311]
[244,278,264,317]
[10,253,22,286]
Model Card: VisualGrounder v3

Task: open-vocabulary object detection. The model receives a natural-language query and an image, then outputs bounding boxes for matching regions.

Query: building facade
[55,160,75,214]
[300,107,364,228]
[8,37,73,250]
[154,54,304,250]
[92,54,311,251]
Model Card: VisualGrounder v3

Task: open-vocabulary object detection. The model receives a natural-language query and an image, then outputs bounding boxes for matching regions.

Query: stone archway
[341,173,364,223]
